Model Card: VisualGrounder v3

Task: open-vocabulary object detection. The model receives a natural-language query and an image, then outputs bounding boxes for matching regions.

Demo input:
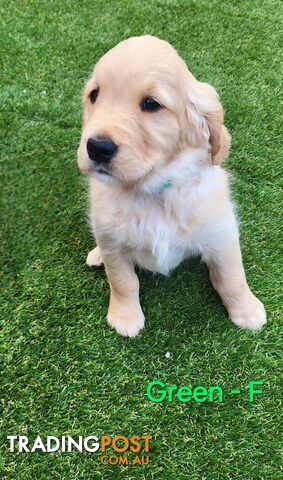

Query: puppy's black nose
[87,137,117,163]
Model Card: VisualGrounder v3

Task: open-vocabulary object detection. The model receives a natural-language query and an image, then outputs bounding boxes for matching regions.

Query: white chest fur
[88,150,231,274]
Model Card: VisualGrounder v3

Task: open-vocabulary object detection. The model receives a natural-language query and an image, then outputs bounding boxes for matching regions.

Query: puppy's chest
[101,192,198,273]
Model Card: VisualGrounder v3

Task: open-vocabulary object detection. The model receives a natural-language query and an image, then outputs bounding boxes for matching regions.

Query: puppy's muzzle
[87,137,117,165]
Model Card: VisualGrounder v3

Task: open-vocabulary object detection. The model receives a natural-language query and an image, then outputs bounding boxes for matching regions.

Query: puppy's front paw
[107,303,145,338]
[86,246,103,267]
[230,295,267,331]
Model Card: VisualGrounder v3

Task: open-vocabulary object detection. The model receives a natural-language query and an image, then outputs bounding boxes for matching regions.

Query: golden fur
[77,35,266,337]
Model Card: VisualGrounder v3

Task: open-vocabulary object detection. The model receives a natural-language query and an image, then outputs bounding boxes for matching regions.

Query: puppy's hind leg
[203,227,266,331]
[86,246,103,267]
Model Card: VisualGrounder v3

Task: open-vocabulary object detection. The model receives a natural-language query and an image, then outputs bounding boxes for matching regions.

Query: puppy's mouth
[90,163,112,177]
[95,167,111,176]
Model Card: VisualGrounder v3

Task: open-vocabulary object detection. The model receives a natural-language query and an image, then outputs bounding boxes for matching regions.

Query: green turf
[0,0,282,478]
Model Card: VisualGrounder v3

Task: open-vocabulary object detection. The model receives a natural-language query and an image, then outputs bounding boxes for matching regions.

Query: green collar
[157,180,173,192]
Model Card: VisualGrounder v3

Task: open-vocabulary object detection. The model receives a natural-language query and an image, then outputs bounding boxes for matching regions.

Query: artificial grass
[0,0,282,478]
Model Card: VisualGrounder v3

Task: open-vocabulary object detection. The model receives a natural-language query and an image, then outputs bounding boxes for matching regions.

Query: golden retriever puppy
[77,35,266,337]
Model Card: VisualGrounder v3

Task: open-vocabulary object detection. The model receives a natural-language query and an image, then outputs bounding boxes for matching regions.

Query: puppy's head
[77,35,230,185]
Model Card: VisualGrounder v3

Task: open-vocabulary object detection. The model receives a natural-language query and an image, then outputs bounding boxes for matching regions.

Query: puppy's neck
[139,148,212,195]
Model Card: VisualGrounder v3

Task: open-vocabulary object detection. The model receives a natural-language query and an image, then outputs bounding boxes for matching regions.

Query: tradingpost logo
[7,434,153,465]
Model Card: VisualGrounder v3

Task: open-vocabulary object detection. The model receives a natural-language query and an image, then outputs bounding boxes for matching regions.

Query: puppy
[77,35,266,337]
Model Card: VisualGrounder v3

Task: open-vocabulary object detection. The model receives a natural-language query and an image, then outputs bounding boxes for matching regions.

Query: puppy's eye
[89,89,99,103]
[141,98,161,112]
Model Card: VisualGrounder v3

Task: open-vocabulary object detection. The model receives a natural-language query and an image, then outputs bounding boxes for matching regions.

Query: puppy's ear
[186,81,231,165]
